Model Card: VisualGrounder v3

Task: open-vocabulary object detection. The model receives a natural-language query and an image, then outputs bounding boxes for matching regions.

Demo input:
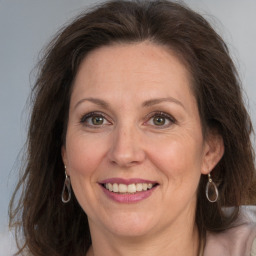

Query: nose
[107,124,146,168]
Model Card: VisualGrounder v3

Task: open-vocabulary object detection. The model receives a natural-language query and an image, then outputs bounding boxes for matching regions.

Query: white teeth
[119,184,127,193]
[136,183,143,192]
[104,183,155,193]
[113,183,118,193]
[147,183,153,189]
[127,184,136,193]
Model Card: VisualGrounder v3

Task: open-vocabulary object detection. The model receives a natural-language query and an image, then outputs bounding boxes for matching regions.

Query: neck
[87,221,200,256]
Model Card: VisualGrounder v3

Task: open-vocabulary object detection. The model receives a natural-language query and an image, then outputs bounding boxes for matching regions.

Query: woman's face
[62,42,222,238]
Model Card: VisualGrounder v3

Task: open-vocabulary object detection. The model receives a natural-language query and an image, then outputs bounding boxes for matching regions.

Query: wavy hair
[9,1,256,255]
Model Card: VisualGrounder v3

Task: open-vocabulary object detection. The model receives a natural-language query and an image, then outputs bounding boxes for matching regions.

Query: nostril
[107,130,146,167]
[109,158,143,168]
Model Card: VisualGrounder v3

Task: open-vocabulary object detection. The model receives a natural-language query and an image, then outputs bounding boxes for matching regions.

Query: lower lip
[101,185,157,203]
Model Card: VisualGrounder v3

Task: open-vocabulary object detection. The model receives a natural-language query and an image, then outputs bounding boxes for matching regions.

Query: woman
[9,0,256,255]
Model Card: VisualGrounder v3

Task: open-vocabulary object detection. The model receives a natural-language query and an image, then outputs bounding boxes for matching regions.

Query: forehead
[71,42,194,99]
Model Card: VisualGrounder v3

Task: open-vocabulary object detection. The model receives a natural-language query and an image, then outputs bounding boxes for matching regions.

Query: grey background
[0,0,255,254]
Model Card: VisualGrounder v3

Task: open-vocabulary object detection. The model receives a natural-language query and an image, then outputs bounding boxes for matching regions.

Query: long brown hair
[9,1,256,255]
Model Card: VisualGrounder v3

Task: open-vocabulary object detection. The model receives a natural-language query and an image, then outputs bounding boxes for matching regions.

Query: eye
[145,112,175,128]
[152,116,166,126]
[80,112,111,127]
[91,116,104,125]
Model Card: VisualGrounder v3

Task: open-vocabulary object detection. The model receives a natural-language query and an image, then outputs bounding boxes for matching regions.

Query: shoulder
[252,238,256,256]
[204,206,256,256]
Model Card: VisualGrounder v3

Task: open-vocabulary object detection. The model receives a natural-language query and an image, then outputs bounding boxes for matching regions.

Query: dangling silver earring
[206,173,218,203]
[62,166,71,203]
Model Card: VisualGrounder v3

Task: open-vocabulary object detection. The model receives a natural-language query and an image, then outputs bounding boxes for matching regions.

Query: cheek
[65,133,106,178]
[64,133,108,212]
[146,133,204,183]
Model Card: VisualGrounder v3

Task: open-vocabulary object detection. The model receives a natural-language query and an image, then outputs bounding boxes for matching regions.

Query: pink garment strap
[204,206,256,256]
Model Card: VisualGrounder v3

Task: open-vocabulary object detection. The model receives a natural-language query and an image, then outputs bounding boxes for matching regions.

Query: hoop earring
[206,173,218,203]
[61,166,71,203]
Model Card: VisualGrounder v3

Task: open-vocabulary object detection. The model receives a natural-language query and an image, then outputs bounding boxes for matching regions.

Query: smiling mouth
[102,183,159,194]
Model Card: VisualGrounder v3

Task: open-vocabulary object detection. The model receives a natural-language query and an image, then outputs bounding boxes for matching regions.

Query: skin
[62,42,224,256]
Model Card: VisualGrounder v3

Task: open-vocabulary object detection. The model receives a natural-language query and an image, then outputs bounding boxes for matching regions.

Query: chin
[109,224,154,238]
[101,211,157,238]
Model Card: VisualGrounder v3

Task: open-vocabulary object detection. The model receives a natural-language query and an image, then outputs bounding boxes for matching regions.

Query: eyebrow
[74,96,185,110]
[142,97,185,109]
[74,97,110,110]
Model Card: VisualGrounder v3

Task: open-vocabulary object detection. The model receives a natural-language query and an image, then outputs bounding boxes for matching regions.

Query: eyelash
[80,112,111,127]
[79,111,176,128]
[145,111,176,128]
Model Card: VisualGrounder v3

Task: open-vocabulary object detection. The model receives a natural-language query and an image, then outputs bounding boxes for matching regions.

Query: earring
[206,173,218,203]
[61,166,71,203]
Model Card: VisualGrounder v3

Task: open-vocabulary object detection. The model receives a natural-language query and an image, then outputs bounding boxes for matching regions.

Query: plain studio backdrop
[0,0,255,255]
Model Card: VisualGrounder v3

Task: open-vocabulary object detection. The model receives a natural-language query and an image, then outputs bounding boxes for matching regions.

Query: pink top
[204,206,256,256]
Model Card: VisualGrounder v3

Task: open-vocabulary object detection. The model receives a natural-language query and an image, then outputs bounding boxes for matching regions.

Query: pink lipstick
[99,178,159,203]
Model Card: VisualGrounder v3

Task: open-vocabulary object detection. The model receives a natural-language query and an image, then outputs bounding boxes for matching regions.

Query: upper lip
[99,178,158,185]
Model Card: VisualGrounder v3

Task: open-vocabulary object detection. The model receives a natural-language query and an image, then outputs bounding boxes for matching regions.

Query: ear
[61,145,68,172]
[201,131,224,175]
